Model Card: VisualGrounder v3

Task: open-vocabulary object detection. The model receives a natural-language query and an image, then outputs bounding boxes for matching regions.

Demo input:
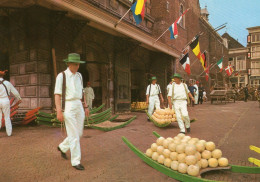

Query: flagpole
[114,8,131,28]
[153,28,169,44]
[154,8,190,44]
[199,63,214,76]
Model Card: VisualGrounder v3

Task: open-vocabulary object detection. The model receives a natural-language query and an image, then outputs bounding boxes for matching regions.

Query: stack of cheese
[145,133,229,177]
[131,102,148,110]
[151,108,176,125]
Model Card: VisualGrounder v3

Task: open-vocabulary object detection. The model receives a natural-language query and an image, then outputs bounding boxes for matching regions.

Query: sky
[199,0,260,46]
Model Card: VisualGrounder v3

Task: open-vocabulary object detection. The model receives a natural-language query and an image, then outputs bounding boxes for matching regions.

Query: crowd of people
[233,85,260,102]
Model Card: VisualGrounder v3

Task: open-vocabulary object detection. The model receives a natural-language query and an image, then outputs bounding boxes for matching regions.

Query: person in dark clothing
[188,83,197,107]
[198,84,205,104]
[244,84,249,102]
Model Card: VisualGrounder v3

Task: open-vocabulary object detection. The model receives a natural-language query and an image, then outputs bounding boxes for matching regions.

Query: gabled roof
[222,33,244,49]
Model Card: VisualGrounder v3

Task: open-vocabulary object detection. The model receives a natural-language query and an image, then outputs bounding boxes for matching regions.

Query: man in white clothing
[0,70,21,136]
[55,53,89,170]
[146,76,164,120]
[168,73,195,134]
[167,78,175,107]
[84,82,95,110]
[194,81,199,105]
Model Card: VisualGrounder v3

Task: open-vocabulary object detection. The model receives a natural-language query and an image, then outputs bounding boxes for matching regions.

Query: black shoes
[73,164,85,170]
[187,127,191,133]
[57,146,68,160]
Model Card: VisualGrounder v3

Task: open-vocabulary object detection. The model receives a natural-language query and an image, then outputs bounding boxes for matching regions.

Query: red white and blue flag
[169,8,190,39]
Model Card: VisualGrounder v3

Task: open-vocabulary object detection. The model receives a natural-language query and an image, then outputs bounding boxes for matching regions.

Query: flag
[169,9,190,39]
[131,0,146,25]
[205,66,209,81]
[179,53,191,75]
[201,51,207,68]
[217,58,223,72]
[225,65,234,76]
[189,35,206,70]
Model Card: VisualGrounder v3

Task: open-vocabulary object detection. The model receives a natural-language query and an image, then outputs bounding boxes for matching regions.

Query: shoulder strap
[77,72,84,102]
[149,84,151,96]
[183,83,190,103]
[157,84,161,94]
[62,72,66,111]
[0,80,9,97]
[171,83,175,103]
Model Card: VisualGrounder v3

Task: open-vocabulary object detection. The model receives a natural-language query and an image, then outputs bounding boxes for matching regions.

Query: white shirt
[168,83,190,100]
[194,84,199,94]
[84,87,95,100]
[0,78,21,99]
[203,91,206,97]
[167,83,172,95]
[146,84,161,96]
[54,68,83,101]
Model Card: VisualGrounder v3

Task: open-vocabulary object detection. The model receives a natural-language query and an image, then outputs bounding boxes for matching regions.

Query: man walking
[55,53,89,170]
[198,84,205,104]
[168,73,195,134]
[188,82,197,107]
[84,82,95,110]
[167,77,175,107]
[146,76,164,120]
[194,81,199,104]
[0,69,21,136]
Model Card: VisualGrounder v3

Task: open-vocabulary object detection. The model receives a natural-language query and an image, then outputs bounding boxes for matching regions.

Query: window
[251,46,260,58]
[251,61,260,69]
[146,0,151,15]
[235,56,246,70]
[166,1,169,12]
[179,4,184,27]
[252,33,260,43]
[238,76,245,87]
[228,57,234,67]
[251,61,260,75]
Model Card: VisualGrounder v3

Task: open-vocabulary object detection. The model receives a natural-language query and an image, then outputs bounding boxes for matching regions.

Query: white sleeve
[167,85,173,97]
[92,88,95,99]
[54,73,63,95]
[10,83,21,100]
[146,85,150,95]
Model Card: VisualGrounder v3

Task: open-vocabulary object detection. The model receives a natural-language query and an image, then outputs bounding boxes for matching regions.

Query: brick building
[222,33,248,87]
[247,26,260,87]
[0,0,228,113]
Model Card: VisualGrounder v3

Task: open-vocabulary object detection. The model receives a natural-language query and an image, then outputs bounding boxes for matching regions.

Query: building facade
[222,33,249,88]
[247,26,260,87]
[0,0,228,113]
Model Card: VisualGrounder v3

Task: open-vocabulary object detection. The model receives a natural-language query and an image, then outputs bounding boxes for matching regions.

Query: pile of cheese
[131,102,148,110]
[145,133,229,177]
[151,108,176,125]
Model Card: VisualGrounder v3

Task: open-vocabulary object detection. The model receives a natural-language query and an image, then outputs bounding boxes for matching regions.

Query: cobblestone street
[0,101,260,182]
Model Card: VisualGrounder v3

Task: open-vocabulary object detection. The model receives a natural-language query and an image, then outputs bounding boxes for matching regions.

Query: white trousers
[59,100,85,166]
[86,98,93,110]
[148,95,160,116]
[194,92,199,104]
[0,97,12,136]
[173,100,190,133]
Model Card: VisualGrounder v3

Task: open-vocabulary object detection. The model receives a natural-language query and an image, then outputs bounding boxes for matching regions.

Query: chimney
[201,5,209,21]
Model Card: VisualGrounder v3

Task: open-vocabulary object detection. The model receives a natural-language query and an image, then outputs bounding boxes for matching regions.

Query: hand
[57,110,64,122]
[146,100,149,105]
[192,97,195,102]
[161,98,164,103]
[85,108,90,117]
[169,104,172,110]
